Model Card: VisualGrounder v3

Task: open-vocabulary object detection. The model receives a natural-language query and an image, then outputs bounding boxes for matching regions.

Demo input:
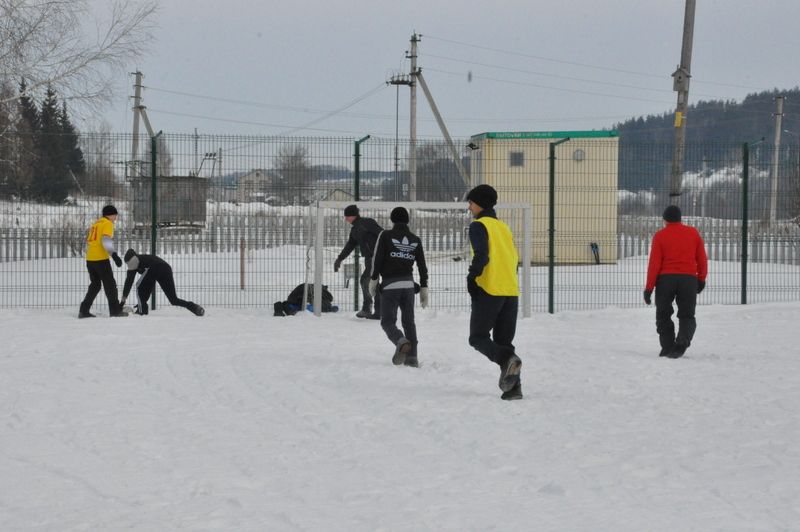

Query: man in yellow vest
[79,205,127,318]
[466,185,522,400]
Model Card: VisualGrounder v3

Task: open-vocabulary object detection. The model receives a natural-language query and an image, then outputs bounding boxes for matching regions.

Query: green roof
[471,130,618,140]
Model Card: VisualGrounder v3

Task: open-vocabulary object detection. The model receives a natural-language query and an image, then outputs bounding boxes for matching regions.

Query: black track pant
[360,259,381,314]
[469,290,518,365]
[80,259,121,315]
[137,264,194,312]
[380,287,417,347]
[655,274,698,349]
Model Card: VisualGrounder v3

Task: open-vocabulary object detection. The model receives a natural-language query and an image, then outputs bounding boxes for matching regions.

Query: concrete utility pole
[416,72,470,186]
[409,33,419,202]
[131,71,144,170]
[769,95,784,225]
[669,0,696,205]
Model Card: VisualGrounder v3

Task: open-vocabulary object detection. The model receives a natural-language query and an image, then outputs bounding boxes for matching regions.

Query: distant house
[316,188,354,202]
[238,169,281,203]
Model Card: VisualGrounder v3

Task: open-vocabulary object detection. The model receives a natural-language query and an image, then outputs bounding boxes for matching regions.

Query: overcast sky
[87,0,800,139]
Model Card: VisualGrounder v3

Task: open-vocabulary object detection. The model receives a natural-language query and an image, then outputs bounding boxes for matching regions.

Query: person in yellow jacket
[79,205,127,318]
[466,185,522,400]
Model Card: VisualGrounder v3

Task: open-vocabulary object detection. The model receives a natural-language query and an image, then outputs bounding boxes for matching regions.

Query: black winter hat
[390,206,409,224]
[663,205,682,223]
[124,248,137,263]
[102,204,118,217]
[466,184,498,209]
[344,204,359,217]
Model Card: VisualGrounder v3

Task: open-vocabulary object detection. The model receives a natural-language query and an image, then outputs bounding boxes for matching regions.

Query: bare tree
[275,144,312,204]
[0,0,157,108]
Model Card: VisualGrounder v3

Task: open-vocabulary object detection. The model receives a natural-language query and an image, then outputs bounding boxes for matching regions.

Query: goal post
[312,201,532,318]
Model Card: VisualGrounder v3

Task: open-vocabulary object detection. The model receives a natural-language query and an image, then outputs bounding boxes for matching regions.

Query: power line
[143,82,633,125]
[421,52,734,100]
[423,67,676,105]
[424,34,770,91]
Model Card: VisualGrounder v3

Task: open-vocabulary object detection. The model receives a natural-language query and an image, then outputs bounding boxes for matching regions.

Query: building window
[509,151,524,167]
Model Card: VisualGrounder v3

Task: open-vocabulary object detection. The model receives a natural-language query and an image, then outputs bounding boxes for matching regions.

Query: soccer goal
[311,201,532,317]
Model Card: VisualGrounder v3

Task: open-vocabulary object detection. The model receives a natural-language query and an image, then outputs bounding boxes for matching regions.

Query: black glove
[111,252,122,267]
[643,290,652,305]
[333,259,342,273]
[697,280,705,294]
[467,276,479,296]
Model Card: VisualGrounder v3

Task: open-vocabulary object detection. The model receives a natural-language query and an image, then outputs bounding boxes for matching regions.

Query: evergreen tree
[35,85,72,202]
[59,100,85,182]
[14,79,39,198]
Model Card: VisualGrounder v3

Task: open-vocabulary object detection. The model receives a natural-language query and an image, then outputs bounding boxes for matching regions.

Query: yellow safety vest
[473,217,519,296]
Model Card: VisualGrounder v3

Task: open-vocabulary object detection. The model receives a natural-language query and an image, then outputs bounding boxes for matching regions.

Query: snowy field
[1,302,799,530]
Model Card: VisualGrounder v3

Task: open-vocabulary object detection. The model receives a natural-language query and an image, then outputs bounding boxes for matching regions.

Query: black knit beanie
[663,205,682,223]
[124,248,137,263]
[343,204,359,217]
[390,206,409,224]
[102,205,118,217]
[466,184,498,209]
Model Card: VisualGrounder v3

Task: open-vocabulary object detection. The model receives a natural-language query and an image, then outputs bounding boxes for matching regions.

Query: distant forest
[615,88,800,191]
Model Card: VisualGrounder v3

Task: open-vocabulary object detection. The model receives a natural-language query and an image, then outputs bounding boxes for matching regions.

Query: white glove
[419,287,429,309]
[368,278,379,297]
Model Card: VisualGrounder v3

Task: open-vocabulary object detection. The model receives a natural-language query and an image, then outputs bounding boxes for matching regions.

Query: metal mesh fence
[0,132,798,312]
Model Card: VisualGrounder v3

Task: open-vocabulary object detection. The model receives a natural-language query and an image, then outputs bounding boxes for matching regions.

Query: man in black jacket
[369,206,428,367]
[120,248,204,316]
[334,204,383,319]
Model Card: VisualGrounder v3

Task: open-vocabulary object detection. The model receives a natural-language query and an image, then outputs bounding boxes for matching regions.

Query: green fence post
[548,137,570,314]
[353,135,370,312]
[150,131,162,311]
[741,142,748,305]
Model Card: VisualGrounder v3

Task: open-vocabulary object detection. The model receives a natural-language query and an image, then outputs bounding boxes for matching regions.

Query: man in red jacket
[644,205,708,358]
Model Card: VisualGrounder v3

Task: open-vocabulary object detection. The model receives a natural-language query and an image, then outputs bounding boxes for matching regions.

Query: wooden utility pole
[669,0,696,205]
[769,95,784,225]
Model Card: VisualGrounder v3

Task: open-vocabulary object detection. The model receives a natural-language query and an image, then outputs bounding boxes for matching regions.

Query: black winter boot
[392,338,413,365]
[501,381,523,400]
[498,349,522,392]
[404,344,419,368]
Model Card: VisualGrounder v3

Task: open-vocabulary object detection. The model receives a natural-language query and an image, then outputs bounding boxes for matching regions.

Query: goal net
[311,201,532,317]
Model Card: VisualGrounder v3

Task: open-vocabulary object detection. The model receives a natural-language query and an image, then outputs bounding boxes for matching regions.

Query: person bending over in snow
[369,206,428,367]
[120,248,204,316]
[644,205,707,358]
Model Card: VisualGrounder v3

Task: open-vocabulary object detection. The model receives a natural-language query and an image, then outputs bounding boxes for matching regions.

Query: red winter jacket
[645,222,708,291]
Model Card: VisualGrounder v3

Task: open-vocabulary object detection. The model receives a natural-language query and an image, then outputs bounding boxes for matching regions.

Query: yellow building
[469,130,619,264]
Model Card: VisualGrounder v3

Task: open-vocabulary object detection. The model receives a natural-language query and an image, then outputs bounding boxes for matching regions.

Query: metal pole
[353,135,370,312]
[522,205,532,318]
[150,131,162,311]
[741,143,748,305]
[769,96,785,225]
[548,137,570,314]
[313,202,324,316]
[669,0,696,205]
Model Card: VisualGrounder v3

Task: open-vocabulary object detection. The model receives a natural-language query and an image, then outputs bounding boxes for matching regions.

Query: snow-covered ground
[1,302,799,530]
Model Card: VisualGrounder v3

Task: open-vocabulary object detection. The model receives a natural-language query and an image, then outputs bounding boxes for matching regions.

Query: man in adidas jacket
[369,206,428,367]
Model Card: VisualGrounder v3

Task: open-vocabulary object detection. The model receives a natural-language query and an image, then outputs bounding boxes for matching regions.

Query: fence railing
[0,132,798,311]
